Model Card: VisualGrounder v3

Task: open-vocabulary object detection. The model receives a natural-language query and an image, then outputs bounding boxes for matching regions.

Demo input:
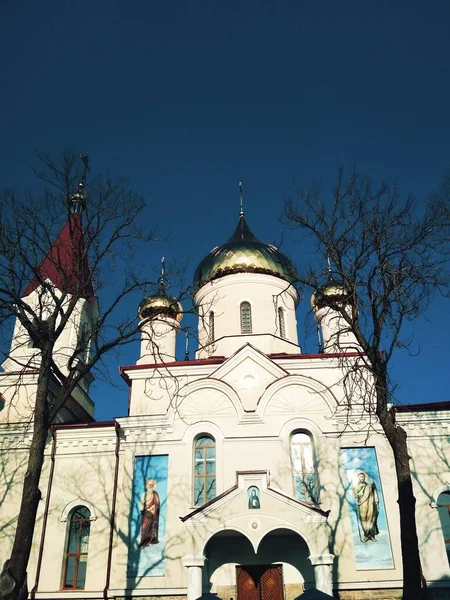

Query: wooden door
[236,565,284,600]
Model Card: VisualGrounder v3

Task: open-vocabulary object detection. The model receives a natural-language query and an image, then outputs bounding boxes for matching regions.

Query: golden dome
[194,212,298,292]
[138,291,183,323]
[311,281,351,312]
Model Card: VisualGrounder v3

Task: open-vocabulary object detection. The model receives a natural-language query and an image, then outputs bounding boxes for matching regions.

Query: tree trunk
[391,425,423,600]
[6,350,52,600]
[376,380,423,600]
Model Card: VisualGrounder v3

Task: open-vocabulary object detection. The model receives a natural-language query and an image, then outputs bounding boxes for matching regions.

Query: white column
[314,306,361,353]
[308,553,335,596]
[182,555,205,600]
[138,317,180,364]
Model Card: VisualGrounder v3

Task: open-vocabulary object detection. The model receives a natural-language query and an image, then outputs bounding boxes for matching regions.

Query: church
[0,199,450,600]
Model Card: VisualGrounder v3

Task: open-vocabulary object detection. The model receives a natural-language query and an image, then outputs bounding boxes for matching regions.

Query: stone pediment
[181,471,328,526]
[209,344,288,413]
[180,470,330,556]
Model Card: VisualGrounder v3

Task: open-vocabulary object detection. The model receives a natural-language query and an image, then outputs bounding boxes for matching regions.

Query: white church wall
[3,398,450,596]
[0,438,35,569]
[1,276,450,598]
[32,425,117,592]
[0,288,96,424]
[0,372,40,424]
[3,289,96,376]
[398,420,450,582]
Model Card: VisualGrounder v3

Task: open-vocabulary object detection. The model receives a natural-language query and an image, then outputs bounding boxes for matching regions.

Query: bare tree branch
[284,167,450,600]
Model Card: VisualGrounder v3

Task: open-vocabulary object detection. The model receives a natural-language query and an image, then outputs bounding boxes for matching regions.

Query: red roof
[23,213,95,302]
[395,400,450,413]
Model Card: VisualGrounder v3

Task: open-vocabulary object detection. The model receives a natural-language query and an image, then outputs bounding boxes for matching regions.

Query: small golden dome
[138,292,183,323]
[311,281,351,312]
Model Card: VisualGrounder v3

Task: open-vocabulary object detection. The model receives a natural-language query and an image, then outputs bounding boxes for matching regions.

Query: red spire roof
[23,213,95,302]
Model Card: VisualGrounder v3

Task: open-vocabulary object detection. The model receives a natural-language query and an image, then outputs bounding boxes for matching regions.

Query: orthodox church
[0,198,450,600]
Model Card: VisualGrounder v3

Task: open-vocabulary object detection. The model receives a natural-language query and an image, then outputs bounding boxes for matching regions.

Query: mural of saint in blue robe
[128,455,168,577]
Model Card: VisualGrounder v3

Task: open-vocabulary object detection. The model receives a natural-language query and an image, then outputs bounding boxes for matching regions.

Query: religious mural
[247,486,261,509]
[341,447,394,570]
[128,455,168,577]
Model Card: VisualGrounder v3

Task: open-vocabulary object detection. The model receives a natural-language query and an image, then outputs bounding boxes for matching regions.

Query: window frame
[290,431,318,504]
[193,434,216,506]
[62,506,91,590]
[278,306,286,338]
[240,301,252,334]
[208,311,215,343]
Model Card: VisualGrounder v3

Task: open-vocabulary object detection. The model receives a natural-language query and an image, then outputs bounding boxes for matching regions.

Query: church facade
[0,209,449,600]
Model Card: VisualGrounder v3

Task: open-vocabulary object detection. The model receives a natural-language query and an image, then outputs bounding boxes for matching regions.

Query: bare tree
[284,167,449,600]
[0,153,168,600]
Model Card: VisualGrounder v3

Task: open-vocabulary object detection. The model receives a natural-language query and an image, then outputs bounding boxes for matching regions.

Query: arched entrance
[203,528,313,600]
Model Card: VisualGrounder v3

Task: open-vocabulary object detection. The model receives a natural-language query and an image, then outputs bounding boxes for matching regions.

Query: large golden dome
[194,212,298,290]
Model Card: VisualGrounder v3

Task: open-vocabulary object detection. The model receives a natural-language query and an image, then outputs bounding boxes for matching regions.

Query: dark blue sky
[1,1,449,420]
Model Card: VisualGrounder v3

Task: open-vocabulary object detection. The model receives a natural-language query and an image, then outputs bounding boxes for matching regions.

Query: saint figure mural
[352,472,379,542]
[248,487,260,509]
[138,478,160,548]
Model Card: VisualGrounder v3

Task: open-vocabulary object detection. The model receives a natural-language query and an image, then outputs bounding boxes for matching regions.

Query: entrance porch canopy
[180,470,332,561]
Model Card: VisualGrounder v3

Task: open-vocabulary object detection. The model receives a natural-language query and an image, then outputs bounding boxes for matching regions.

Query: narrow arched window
[278,307,286,338]
[208,311,215,343]
[240,302,252,334]
[437,491,450,565]
[291,432,318,503]
[63,506,91,589]
[194,435,216,506]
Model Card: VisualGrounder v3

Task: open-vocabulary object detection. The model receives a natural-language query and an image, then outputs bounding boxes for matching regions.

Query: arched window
[208,311,215,343]
[194,435,216,506]
[437,491,450,565]
[63,506,91,589]
[291,432,318,503]
[278,307,286,338]
[240,302,252,334]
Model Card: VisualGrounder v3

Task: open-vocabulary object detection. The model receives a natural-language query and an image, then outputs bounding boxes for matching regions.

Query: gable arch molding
[168,377,242,424]
[259,374,338,417]
[278,416,323,439]
[430,481,450,508]
[60,498,97,522]
[181,419,225,443]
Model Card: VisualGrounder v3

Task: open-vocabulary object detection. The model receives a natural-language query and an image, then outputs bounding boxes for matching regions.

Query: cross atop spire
[158,256,166,292]
[239,181,244,217]
[70,154,90,214]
